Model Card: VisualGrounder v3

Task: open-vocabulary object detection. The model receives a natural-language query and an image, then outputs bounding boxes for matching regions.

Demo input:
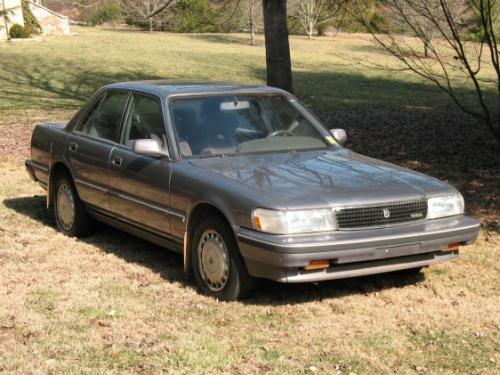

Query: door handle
[68,142,78,152]
[111,156,123,167]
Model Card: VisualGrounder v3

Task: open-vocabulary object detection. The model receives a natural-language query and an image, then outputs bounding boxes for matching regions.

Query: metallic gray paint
[26,81,480,284]
[236,215,478,281]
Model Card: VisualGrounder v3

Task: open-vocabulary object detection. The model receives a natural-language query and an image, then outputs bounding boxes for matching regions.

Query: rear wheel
[191,216,256,301]
[53,175,95,237]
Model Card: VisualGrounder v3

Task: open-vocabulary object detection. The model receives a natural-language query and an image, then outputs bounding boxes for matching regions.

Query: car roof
[104,80,290,98]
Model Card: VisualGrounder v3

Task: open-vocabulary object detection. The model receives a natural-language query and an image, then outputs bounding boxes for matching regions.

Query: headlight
[427,194,464,219]
[253,208,337,234]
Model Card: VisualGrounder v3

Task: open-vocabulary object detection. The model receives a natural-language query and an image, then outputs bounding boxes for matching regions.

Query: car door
[67,89,129,210]
[107,92,174,237]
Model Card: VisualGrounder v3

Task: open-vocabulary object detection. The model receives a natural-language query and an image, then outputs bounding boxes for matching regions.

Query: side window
[75,91,128,142]
[74,96,102,134]
[122,94,167,149]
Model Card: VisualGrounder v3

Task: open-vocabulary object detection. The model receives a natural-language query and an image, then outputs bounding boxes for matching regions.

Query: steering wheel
[267,129,294,138]
[266,120,300,138]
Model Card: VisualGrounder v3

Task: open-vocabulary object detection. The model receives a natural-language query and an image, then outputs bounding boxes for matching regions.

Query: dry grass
[0,164,498,374]
[0,27,499,374]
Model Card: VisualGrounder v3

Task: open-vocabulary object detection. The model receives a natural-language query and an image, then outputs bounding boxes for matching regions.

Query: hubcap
[197,230,229,292]
[56,183,75,230]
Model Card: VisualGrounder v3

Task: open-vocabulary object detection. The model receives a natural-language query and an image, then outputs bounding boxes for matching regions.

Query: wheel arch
[184,202,237,274]
[47,161,74,209]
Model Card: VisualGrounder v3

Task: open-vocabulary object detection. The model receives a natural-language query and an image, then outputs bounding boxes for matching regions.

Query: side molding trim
[74,177,186,222]
[75,178,107,192]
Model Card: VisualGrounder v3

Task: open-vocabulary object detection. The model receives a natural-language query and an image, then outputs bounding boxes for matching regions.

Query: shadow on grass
[3,195,425,305]
[249,67,497,111]
[187,33,255,46]
[3,195,190,288]
[0,59,166,112]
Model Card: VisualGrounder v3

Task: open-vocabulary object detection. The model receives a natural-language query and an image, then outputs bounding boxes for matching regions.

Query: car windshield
[170,94,335,157]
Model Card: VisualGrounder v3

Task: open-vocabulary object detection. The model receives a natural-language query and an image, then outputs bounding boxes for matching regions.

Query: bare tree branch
[352,0,500,142]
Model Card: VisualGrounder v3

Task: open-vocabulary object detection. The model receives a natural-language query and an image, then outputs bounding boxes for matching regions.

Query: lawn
[0,27,499,374]
[0,26,492,126]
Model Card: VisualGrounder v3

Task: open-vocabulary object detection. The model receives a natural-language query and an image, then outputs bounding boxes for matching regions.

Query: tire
[191,216,256,301]
[53,174,95,237]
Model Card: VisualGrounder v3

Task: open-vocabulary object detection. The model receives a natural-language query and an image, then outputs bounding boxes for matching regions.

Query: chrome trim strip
[281,252,458,283]
[31,161,49,173]
[75,177,186,222]
[112,191,169,214]
[169,210,186,221]
[75,178,107,192]
[88,205,180,242]
[108,190,186,222]
[237,222,480,249]
[331,198,427,210]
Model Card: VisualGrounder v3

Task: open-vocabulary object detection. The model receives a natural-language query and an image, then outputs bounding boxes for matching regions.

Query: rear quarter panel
[31,123,70,185]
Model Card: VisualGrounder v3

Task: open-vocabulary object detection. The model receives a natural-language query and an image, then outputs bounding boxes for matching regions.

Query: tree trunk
[149,17,153,33]
[1,0,10,40]
[250,18,255,46]
[262,0,293,93]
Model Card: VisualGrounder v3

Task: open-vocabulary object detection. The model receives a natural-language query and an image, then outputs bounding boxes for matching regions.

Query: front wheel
[53,175,95,237]
[191,217,256,301]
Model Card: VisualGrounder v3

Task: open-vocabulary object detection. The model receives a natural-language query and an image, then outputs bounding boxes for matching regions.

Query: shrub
[22,0,41,35]
[9,24,30,38]
[316,22,329,36]
[89,3,123,26]
[169,0,222,33]
[287,16,303,35]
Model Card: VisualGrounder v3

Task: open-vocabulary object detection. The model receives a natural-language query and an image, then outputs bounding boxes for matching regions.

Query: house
[0,0,69,40]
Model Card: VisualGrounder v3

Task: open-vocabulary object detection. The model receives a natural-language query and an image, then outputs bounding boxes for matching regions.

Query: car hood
[188,149,454,208]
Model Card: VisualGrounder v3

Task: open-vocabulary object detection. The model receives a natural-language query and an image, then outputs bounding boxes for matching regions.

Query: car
[25,81,480,300]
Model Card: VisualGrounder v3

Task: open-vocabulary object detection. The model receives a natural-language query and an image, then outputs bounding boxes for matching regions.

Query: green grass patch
[409,330,498,372]
[0,27,494,127]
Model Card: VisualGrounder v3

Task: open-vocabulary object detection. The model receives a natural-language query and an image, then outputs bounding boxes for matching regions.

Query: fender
[47,158,74,210]
[182,200,240,274]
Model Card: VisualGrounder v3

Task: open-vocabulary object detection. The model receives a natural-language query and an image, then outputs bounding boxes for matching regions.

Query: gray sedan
[25,81,480,300]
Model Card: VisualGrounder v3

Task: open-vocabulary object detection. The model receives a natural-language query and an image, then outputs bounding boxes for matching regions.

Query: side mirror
[330,128,347,146]
[133,139,170,158]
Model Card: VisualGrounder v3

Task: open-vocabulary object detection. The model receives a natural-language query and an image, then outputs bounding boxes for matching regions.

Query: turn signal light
[253,216,262,231]
[304,260,330,270]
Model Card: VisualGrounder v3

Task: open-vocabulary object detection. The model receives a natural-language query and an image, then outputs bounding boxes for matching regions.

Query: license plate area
[334,243,422,264]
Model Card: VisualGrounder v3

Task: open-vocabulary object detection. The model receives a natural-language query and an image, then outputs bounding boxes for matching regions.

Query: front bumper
[237,215,480,283]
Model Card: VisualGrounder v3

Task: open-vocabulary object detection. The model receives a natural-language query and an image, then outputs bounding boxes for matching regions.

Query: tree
[169,0,223,32]
[1,0,14,39]
[262,0,293,92]
[294,0,345,39]
[124,0,164,32]
[22,0,42,34]
[388,0,442,58]
[145,0,176,21]
[245,0,261,45]
[355,0,500,142]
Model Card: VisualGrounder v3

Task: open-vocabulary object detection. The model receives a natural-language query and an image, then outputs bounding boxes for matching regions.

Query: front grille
[335,200,427,230]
